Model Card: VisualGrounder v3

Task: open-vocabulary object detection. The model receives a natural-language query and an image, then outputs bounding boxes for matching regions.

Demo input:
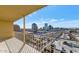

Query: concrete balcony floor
[0,37,40,53]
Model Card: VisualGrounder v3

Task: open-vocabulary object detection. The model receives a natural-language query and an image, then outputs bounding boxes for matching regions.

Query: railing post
[23,16,26,43]
[18,17,26,53]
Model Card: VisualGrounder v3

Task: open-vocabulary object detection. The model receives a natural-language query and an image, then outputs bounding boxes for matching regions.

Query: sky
[14,5,79,29]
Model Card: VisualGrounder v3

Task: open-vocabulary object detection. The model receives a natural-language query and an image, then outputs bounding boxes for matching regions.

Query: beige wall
[0,20,13,39]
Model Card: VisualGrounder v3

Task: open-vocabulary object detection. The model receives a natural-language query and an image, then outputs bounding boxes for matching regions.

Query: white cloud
[50,19,79,28]
[49,19,58,22]
[59,18,64,21]
[46,18,64,23]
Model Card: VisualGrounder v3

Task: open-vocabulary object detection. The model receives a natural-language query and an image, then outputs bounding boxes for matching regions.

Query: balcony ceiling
[0,5,46,22]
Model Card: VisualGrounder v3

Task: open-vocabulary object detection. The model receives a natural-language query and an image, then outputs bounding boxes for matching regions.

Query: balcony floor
[0,37,40,53]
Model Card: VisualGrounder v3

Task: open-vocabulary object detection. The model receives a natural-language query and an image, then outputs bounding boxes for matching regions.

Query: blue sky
[14,5,79,29]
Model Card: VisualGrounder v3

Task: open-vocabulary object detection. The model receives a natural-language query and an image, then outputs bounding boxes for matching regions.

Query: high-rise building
[44,23,48,31]
[48,25,53,31]
[45,23,48,28]
[13,24,21,32]
[32,23,38,33]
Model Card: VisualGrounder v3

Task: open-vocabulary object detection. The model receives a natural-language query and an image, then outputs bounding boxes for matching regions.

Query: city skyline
[14,5,79,28]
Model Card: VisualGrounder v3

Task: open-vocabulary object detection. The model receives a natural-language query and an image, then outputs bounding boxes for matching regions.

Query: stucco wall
[0,21,13,40]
